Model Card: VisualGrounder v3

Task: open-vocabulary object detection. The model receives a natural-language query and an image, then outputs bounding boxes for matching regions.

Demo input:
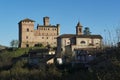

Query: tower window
[27,28,29,32]
[26,44,29,47]
[79,28,81,32]
[54,42,56,44]
[26,36,28,39]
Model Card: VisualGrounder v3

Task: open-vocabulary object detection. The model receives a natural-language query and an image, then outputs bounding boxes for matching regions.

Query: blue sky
[0,0,120,46]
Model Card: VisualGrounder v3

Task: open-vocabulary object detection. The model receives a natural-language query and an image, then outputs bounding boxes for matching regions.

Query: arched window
[79,28,81,32]
[80,41,86,44]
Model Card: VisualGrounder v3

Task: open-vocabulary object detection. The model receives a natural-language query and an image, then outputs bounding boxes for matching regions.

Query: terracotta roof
[58,34,102,39]
[76,35,103,39]
[20,18,35,23]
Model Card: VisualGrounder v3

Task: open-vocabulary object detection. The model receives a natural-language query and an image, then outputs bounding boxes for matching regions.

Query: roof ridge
[21,18,35,22]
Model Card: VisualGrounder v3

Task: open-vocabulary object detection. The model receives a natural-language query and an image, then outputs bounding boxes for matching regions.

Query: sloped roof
[58,34,102,39]
[57,34,75,38]
[77,22,83,27]
[19,18,35,23]
[21,18,35,22]
[76,35,103,39]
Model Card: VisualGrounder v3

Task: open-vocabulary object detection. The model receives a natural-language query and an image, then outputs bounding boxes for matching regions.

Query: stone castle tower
[43,16,49,26]
[18,17,60,48]
[76,22,83,35]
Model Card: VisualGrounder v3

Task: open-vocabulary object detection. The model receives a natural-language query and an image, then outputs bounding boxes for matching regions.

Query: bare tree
[10,40,19,48]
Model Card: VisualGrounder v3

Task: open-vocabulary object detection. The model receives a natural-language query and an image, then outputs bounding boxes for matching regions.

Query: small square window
[27,28,29,32]
[26,36,28,39]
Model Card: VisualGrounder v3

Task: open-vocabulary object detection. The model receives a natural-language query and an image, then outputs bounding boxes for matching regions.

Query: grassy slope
[1,47,120,80]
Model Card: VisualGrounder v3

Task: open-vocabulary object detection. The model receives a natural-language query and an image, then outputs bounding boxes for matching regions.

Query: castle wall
[19,17,60,48]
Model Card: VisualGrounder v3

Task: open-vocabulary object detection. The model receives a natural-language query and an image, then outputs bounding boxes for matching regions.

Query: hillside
[0,45,6,50]
[0,47,120,80]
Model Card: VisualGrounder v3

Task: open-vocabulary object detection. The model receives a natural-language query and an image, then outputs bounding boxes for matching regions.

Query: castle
[18,17,60,48]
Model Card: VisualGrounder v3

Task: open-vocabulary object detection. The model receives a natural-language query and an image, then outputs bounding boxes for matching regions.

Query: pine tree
[83,27,91,35]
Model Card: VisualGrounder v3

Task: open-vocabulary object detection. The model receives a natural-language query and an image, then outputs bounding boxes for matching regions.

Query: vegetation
[10,40,19,48]
[83,27,91,35]
[0,45,120,80]
[2,30,120,80]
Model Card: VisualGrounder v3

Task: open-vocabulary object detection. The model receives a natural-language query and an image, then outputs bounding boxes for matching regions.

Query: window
[96,43,99,45]
[42,37,44,39]
[67,42,70,44]
[80,41,86,44]
[61,48,63,51]
[79,28,81,32]
[47,37,48,39]
[26,44,29,47]
[26,36,28,39]
[27,28,29,32]
[89,43,94,46]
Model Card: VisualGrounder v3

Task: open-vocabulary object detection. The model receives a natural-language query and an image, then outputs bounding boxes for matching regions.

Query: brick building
[18,17,60,48]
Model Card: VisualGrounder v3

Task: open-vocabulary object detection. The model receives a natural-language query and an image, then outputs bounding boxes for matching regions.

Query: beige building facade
[57,22,103,57]
[18,17,60,48]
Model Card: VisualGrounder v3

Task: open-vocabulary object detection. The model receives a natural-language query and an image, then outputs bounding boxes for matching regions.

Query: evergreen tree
[83,27,91,35]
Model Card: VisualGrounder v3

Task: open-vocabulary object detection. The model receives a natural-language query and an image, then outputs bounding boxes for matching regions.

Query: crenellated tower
[43,16,50,26]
